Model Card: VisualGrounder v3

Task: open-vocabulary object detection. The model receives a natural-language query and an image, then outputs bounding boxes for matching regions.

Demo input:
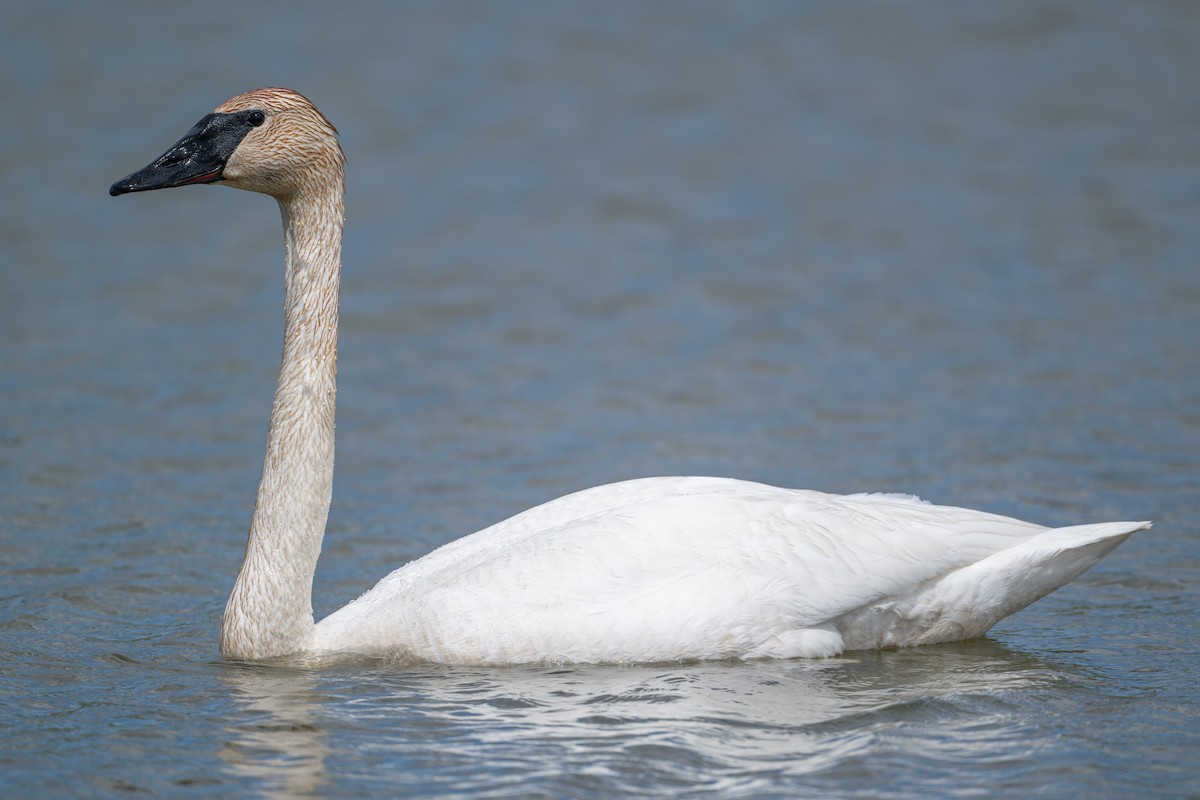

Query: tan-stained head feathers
[215,87,345,200]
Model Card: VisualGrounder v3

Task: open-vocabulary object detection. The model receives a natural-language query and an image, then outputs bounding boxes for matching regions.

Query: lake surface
[1,1,1197,796]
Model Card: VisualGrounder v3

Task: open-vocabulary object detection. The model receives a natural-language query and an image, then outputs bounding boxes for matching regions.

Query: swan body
[111,88,1149,664]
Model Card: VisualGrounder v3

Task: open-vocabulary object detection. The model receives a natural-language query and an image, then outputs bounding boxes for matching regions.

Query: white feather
[312,477,1147,663]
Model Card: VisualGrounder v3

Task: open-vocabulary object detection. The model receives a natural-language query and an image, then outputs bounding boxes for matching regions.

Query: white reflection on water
[219,666,330,799]
[220,640,1080,796]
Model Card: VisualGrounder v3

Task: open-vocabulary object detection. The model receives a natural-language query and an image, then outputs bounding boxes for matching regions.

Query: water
[2,1,1198,796]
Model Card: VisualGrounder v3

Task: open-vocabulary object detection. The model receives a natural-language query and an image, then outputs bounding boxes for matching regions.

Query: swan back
[312,476,1147,664]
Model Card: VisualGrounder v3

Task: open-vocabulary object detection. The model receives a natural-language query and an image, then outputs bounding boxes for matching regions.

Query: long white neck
[221,178,344,659]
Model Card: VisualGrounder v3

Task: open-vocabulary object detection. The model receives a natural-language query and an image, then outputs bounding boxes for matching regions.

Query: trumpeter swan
[110,88,1148,664]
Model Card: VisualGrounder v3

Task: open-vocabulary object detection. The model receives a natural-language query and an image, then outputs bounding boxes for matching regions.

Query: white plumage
[313,476,1143,663]
[110,88,1149,665]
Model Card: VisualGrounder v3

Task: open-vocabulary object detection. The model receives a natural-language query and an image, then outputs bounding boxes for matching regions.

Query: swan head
[110,87,344,201]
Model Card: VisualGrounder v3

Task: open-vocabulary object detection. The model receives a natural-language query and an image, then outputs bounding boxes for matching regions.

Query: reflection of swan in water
[110,87,1149,665]
[383,639,1063,730]
[220,640,1084,794]
[219,666,328,799]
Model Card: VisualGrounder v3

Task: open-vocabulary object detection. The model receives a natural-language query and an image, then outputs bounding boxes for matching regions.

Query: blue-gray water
[2,1,1197,797]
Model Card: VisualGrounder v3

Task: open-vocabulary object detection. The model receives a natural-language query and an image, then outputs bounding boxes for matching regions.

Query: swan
[110,88,1149,664]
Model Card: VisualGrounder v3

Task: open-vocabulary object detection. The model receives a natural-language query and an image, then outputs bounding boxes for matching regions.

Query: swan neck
[221,175,345,660]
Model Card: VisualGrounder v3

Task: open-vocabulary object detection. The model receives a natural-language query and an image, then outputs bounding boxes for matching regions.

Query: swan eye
[247,110,266,127]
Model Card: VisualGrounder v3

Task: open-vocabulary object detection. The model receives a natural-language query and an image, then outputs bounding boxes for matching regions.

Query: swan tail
[836,519,1150,652]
